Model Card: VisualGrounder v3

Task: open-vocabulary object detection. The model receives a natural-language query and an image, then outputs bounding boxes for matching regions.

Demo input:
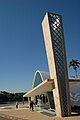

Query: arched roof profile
[32,70,50,88]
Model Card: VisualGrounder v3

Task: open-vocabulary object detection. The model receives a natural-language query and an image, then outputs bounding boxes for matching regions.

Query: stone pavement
[0,104,80,120]
[0,116,10,120]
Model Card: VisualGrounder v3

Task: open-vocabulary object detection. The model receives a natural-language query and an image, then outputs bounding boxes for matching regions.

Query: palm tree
[69,59,80,78]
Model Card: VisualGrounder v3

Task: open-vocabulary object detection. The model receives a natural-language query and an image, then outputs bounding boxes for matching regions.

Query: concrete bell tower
[42,12,71,117]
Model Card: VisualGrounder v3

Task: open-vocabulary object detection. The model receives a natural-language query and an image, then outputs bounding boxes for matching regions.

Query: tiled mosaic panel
[49,13,68,116]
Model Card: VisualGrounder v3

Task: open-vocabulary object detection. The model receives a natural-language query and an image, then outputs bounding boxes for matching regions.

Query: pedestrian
[30,100,34,111]
[16,102,18,109]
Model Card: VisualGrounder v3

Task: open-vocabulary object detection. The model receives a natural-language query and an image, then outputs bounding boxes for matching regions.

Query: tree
[69,59,80,78]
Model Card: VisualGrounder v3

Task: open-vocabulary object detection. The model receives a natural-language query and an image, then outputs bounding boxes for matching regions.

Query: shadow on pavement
[71,106,80,116]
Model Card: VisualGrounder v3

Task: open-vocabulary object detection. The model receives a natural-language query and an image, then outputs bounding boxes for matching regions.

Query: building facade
[24,12,80,117]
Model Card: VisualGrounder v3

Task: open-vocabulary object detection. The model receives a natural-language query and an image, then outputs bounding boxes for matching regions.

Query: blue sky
[0,0,80,93]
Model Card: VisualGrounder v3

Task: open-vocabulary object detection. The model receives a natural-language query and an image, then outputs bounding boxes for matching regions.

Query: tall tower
[42,12,71,117]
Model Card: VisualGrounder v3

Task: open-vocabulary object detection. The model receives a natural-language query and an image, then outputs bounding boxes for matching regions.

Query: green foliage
[0,91,28,103]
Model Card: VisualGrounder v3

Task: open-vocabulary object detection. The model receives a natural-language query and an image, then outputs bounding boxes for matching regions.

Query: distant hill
[0,91,28,104]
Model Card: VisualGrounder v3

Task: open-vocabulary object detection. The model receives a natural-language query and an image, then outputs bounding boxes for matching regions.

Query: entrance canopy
[23,79,54,97]
[23,70,80,98]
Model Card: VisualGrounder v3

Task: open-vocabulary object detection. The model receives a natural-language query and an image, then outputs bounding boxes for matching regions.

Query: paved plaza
[0,103,80,120]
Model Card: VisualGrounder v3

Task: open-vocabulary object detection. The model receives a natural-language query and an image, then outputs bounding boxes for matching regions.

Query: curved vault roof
[23,70,53,97]
[32,70,50,88]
